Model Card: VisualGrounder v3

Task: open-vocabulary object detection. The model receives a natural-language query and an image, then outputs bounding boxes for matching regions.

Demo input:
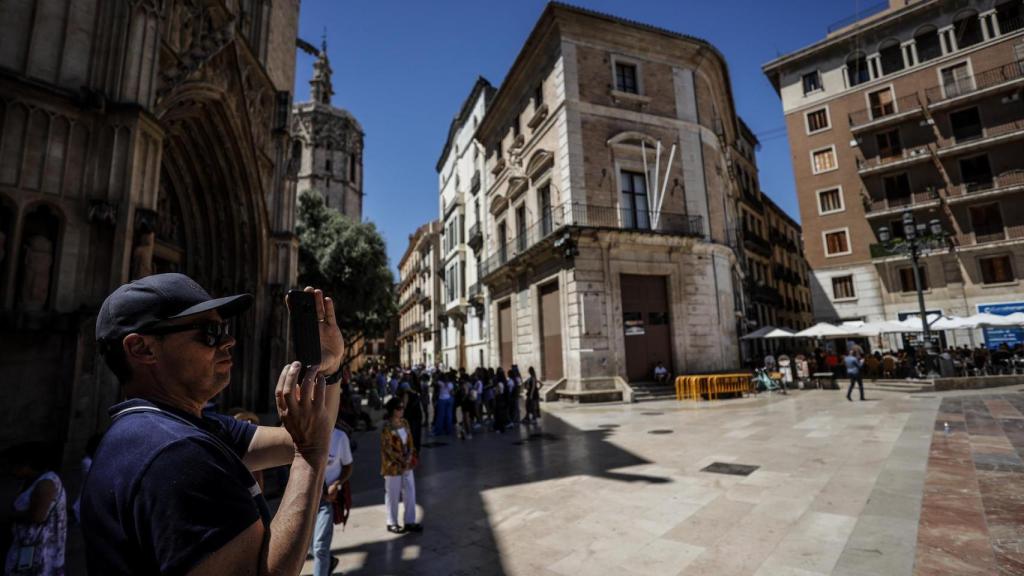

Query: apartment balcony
[946,170,1024,205]
[468,282,483,302]
[957,224,1024,251]
[925,61,1024,110]
[399,321,424,339]
[748,283,783,307]
[865,188,942,219]
[470,170,481,195]
[848,93,924,133]
[935,118,1024,158]
[467,221,483,252]
[741,190,764,211]
[856,144,932,176]
[743,230,773,258]
[480,201,704,280]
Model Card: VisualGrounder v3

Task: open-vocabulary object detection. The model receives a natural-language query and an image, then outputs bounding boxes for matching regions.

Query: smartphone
[287,289,321,383]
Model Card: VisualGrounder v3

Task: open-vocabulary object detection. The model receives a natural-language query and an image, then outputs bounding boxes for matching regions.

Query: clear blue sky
[294,0,866,271]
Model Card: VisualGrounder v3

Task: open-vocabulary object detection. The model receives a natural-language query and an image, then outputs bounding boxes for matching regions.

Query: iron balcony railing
[946,170,1024,198]
[936,118,1024,149]
[470,170,481,194]
[848,93,923,129]
[480,201,703,277]
[468,282,483,301]
[866,188,941,214]
[925,61,1024,104]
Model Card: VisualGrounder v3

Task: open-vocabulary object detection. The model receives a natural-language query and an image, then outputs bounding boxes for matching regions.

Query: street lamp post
[877,211,947,377]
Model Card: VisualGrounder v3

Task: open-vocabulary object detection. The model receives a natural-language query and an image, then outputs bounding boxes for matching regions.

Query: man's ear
[123,334,159,366]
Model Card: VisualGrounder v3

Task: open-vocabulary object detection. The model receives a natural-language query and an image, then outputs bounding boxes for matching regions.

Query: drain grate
[641,412,664,416]
[701,462,759,476]
[648,429,674,435]
[597,424,620,429]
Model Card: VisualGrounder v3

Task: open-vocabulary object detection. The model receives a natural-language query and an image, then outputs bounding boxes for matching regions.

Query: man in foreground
[82,273,344,576]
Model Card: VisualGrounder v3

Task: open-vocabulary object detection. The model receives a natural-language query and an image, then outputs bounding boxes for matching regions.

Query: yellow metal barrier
[675,372,754,401]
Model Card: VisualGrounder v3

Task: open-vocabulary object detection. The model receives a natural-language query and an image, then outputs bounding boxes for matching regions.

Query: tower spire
[310,30,333,105]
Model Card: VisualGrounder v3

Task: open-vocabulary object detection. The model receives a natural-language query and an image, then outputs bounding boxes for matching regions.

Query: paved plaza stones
[299,386,1024,575]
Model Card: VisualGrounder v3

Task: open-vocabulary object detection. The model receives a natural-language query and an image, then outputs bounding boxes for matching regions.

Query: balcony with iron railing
[935,118,1024,155]
[470,170,481,195]
[946,170,1024,203]
[925,60,1024,108]
[480,201,703,278]
[742,228,772,258]
[856,144,932,174]
[849,93,924,132]
[468,282,483,302]
[958,224,1024,248]
[865,188,942,218]
[467,221,483,252]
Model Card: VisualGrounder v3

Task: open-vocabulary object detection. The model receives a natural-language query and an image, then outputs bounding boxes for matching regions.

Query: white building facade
[437,79,495,371]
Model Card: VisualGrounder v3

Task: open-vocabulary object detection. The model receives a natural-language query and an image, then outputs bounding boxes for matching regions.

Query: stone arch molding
[607,131,661,149]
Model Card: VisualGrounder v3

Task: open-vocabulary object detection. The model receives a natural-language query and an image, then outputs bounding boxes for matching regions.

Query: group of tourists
[342,363,544,446]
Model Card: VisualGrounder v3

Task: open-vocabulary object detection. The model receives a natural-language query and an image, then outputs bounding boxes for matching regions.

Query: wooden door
[620,274,672,381]
[539,282,563,381]
[498,300,513,369]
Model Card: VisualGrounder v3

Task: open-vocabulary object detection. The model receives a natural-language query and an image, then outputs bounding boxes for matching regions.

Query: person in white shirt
[653,361,669,385]
[309,419,354,576]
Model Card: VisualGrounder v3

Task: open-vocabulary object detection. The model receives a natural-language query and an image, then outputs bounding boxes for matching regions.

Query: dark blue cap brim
[169,293,253,320]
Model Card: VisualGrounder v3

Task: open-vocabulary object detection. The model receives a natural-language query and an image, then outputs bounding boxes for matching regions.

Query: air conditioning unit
[1002,93,1021,104]
[849,139,859,148]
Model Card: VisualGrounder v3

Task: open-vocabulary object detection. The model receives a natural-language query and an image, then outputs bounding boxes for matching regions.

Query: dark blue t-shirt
[81,399,270,576]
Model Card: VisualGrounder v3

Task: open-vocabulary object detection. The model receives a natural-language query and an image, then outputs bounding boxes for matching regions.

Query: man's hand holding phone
[279,286,344,464]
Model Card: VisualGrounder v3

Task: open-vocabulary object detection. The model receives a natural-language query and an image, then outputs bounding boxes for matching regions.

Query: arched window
[995,0,1023,34]
[0,194,15,305]
[878,39,905,75]
[15,203,61,312]
[846,52,870,87]
[953,10,983,49]
[914,25,942,63]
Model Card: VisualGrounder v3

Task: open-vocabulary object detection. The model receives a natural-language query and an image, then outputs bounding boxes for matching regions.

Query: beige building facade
[0,0,302,454]
[477,4,747,401]
[734,121,814,359]
[397,221,441,367]
[764,0,1024,347]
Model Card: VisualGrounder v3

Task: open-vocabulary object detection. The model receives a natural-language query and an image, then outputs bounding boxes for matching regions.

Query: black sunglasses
[142,321,232,347]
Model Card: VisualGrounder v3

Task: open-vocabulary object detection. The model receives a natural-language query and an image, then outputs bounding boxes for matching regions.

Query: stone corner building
[477,3,749,402]
[291,37,364,220]
[0,0,303,454]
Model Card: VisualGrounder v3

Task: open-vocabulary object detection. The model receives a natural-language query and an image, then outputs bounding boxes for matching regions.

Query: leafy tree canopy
[296,190,396,367]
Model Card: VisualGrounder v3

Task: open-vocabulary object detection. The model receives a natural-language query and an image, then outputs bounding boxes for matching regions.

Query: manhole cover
[597,424,620,429]
[420,441,448,448]
[648,429,674,435]
[641,412,664,416]
[701,462,759,476]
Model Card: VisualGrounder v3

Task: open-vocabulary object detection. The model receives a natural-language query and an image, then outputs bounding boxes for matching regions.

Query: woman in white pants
[381,397,422,534]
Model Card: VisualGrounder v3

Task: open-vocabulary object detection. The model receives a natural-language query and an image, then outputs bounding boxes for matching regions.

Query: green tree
[296,190,397,368]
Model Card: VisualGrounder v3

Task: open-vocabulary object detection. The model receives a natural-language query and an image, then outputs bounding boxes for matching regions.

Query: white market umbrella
[1004,312,1024,325]
[795,322,850,339]
[764,327,797,339]
[967,312,1020,327]
[740,325,777,340]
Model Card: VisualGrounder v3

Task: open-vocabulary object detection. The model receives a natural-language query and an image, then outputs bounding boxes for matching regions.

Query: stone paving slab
[298,386,1024,575]
[913,393,1024,576]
